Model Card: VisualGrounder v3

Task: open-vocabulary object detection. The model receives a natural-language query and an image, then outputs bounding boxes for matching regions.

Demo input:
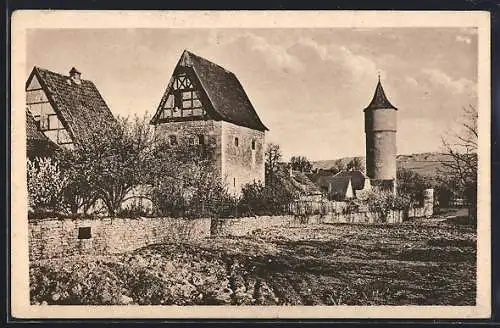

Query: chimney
[69,67,82,85]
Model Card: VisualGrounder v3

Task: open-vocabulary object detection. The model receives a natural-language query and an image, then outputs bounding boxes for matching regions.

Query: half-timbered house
[25,66,115,150]
[151,50,268,195]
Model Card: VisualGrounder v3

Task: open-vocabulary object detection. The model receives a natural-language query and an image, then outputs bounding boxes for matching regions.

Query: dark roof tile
[26,109,59,157]
[364,79,397,111]
[28,67,116,143]
[152,50,268,131]
[26,109,48,142]
[314,175,352,197]
[334,170,368,190]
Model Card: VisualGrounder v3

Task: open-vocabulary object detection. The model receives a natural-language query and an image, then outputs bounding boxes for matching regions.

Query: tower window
[233,177,236,187]
[169,135,178,146]
[198,134,205,145]
[234,137,239,147]
[251,139,256,150]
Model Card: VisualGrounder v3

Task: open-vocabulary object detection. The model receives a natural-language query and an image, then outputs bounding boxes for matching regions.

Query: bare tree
[441,104,478,219]
[290,155,312,172]
[265,143,282,185]
[331,158,346,174]
[347,157,364,172]
[58,113,156,216]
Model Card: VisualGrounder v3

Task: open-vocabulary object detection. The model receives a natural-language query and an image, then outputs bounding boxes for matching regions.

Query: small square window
[234,137,239,147]
[78,227,91,239]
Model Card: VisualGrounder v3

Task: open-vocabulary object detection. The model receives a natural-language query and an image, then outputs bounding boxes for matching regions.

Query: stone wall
[423,188,434,217]
[211,210,405,237]
[407,206,426,218]
[28,217,211,261]
[211,215,293,237]
[154,120,223,175]
[144,120,266,196]
[29,207,423,261]
[221,121,265,195]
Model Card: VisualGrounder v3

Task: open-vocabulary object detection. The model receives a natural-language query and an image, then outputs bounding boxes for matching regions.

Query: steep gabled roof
[26,67,116,143]
[314,174,352,197]
[334,170,368,191]
[26,109,49,142]
[26,109,58,158]
[289,170,323,195]
[327,176,352,197]
[364,79,397,111]
[151,50,268,131]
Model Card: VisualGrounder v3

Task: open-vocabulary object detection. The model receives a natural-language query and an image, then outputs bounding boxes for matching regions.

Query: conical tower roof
[364,77,397,111]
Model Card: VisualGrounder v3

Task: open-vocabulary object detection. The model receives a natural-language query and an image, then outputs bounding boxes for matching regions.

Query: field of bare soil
[30,218,476,306]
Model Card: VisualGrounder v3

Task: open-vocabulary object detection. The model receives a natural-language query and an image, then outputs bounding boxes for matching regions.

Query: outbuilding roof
[333,170,369,191]
[314,174,352,197]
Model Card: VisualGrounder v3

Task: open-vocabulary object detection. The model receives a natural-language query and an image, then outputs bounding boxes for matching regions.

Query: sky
[26,28,478,161]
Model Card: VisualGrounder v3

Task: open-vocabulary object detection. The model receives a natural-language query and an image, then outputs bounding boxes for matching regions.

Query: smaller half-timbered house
[25,66,115,152]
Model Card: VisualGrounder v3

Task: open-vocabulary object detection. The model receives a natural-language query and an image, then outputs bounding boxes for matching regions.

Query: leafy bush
[238,181,295,216]
[27,157,68,213]
[365,190,411,219]
[397,167,431,205]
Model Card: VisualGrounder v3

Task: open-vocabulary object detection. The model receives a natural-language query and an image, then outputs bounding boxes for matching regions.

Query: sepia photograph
[10,11,490,319]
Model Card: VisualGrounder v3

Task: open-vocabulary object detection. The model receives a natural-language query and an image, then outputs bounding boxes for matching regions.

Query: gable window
[234,137,239,147]
[26,85,74,145]
[169,135,178,146]
[251,139,256,150]
[159,73,205,120]
[39,114,49,130]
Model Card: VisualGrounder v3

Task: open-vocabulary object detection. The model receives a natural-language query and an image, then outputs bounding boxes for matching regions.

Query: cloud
[339,45,378,80]
[405,76,418,87]
[294,38,380,80]
[209,31,304,73]
[422,68,475,94]
[243,33,304,72]
[456,35,472,44]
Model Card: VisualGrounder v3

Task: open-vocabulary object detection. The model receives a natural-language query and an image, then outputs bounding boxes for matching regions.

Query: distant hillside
[312,152,453,178]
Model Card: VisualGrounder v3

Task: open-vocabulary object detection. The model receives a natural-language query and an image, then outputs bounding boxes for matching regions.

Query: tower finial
[377,71,381,82]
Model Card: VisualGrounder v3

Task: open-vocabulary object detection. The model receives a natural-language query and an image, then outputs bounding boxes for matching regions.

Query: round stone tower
[364,76,397,191]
